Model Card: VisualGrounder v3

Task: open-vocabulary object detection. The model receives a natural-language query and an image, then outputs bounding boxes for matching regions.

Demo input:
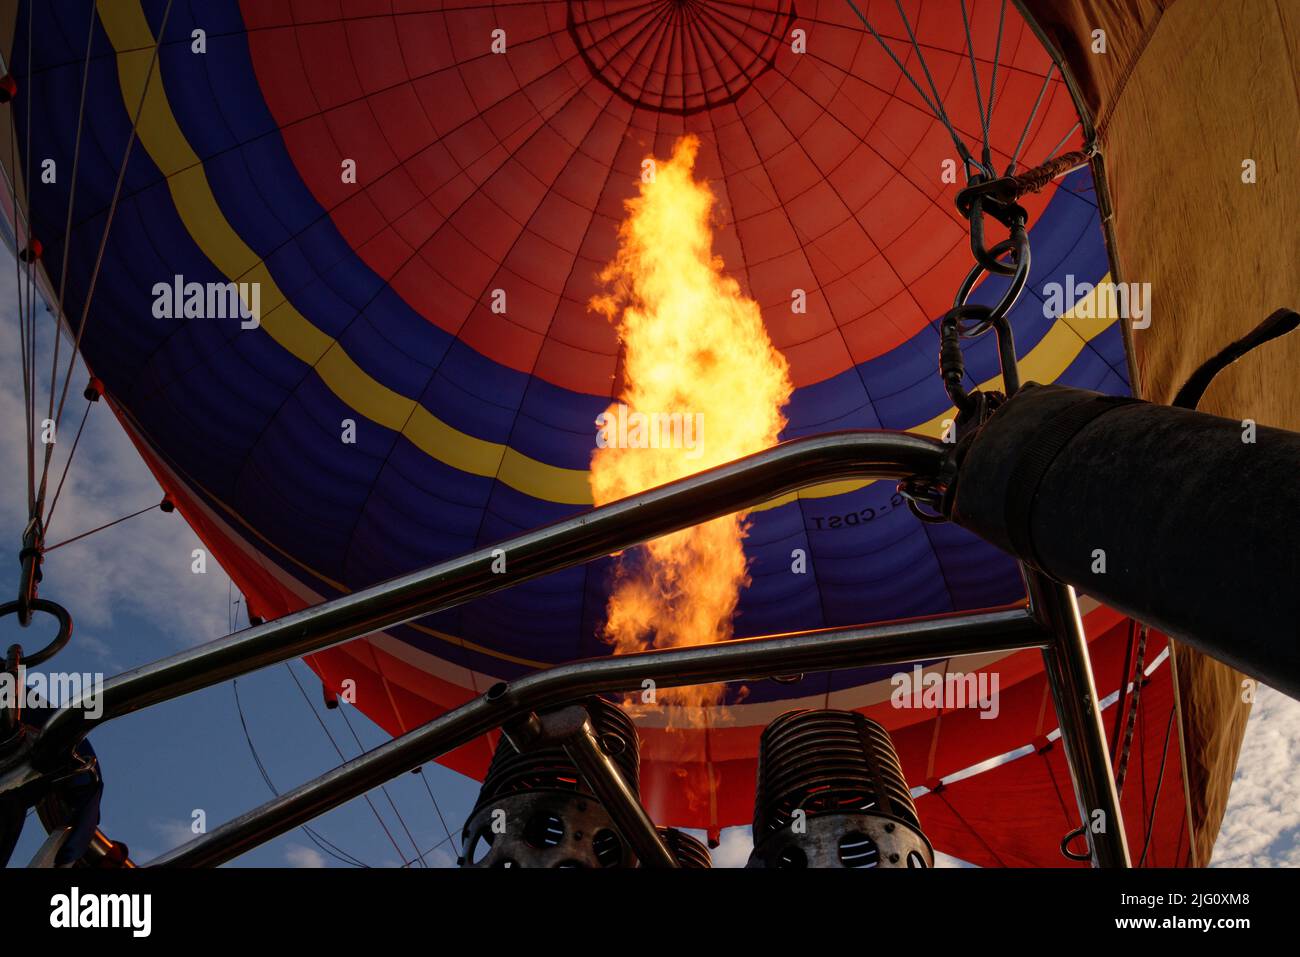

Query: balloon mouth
[567,0,797,114]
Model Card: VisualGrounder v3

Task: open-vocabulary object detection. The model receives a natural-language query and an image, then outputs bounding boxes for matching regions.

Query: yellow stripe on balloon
[100,0,1116,513]
[99,0,593,504]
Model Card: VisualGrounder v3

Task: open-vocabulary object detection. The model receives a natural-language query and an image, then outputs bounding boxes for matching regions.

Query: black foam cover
[951,384,1300,697]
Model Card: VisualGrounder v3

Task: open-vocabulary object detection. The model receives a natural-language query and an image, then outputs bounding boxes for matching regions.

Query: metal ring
[953,227,1030,327]
[942,303,994,337]
[0,598,73,667]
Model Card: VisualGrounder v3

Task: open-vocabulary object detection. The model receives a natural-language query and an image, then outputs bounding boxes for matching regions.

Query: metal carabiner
[939,304,993,414]
[16,517,45,627]
[958,175,1029,278]
[969,199,1021,276]
[947,227,1028,398]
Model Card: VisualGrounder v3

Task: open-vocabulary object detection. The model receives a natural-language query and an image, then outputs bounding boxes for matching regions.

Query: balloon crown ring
[567,0,797,114]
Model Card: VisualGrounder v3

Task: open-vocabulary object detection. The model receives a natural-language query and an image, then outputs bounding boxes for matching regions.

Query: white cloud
[422,845,457,868]
[70,630,125,672]
[285,844,328,868]
[1211,685,1300,867]
[709,826,752,868]
[0,252,230,648]
[152,817,200,849]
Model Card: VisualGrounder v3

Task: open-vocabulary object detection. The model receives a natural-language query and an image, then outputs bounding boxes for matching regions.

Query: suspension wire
[226,583,444,867]
[1137,705,1177,867]
[1041,121,1081,164]
[984,0,1008,146]
[22,1,36,514]
[418,766,457,852]
[959,0,991,170]
[225,582,370,867]
[885,0,980,169]
[39,0,176,518]
[1006,62,1056,174]
[331,699,430,868]
[42,501,159,552]
[232,677,370,868]
[404,830,462,868]
[7,21,35,516]
[282,661,420,867]
[42,397,92,530]
[843,0,980,170]
[13,193,34,514]
[43,1,99,468]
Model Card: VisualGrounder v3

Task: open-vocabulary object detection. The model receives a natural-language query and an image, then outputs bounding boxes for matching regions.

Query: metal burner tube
[149,604,1042,866]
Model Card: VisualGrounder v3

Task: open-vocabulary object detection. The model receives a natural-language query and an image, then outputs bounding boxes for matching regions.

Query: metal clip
[17,517,45,628]
[957,175,1029,277]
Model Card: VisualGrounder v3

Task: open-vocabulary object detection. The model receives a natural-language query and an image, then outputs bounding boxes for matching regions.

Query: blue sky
[0,251,483,867]
[1,249,1296,869]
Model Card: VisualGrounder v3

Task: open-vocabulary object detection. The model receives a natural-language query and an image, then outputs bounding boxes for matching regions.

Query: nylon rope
[1008,148,1092,196]
[935,789,1007,867]
[417,767,457,854]
[1109,619,1138,758]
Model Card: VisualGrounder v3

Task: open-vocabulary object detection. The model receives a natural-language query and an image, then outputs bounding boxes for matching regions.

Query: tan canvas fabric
[1024,0,1300,865]
[1020,0,1173,128]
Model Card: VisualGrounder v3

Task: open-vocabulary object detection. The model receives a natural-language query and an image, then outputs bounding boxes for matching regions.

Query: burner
[748,709,934,869]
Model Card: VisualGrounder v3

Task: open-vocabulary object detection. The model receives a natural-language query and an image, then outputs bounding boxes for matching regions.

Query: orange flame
[589,135,793,717]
